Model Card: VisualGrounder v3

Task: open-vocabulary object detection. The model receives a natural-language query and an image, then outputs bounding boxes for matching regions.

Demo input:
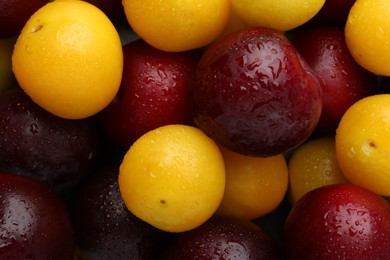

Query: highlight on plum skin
[190,27,322,157]
[0,172,75,259]
[0,87,100,192]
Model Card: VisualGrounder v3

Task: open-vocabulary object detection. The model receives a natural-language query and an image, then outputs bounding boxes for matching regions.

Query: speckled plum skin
[161,215,281,260]
[292,26,376,135]
[0,173,75,259]
[98,39,199,149]
[72,164,169,260]
[0,87,100,192]
[190,27,322,157]
[283,184,390,259]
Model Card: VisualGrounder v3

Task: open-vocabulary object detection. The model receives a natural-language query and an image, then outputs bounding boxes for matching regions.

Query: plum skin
[0,87,100,192]
[0,173,75,259]
[190,27,322,157]
[161,215,281,260]
[283,184,390,259]
[72,164,169,260]
[98,39,199,149]
[291,26,377,135]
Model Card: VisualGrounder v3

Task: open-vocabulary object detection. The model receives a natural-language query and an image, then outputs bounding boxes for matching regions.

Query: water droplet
[349,228,358,236]
[174,156,184,166]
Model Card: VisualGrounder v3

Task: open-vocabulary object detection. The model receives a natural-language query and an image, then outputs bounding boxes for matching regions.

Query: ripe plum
[0,87,100,192]
[0,173,75,259]
[190,27,322,157]
[98,39,199,149]
[72,164,169,259]
[161,215,280,259]
[284,184,390,259]
[292,26,376,135]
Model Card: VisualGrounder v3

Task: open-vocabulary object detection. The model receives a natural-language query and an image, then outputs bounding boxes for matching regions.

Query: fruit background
[2,0,390,259]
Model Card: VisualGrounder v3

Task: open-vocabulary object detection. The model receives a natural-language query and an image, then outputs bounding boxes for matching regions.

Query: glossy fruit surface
[292,26,376,135]
[122,0,231,52]
[118,124,225,232]
[345,0,390,76]
[284,184,390,259]
[336,94,390,196]
[0,173,75,259]
[162,216,281,260]
[231,0,325,31]
[0,87,100,192]
[72,164,168,260]
[190,27,322,157]
[12,0,123,119]
[288,137,348,204]
[98,39,198,149]
[216,146,288,220]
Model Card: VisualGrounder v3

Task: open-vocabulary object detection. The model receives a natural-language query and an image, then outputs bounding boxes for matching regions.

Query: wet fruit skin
[0,87,100,192]
[283,184,390,259]
[230,0,326,31]
[0,0,48,38]
[292,26,376,135]
[287,137,348,205]
[98,39,199,149]
[190,27,322,157]
[72,164,168,260]
[122,0,231,52]
[335,94,390,196]
[11,0,124,120]
[344,0,390,76]
[0,172,75,259]
[161,215,281,260]
[118,124,226,233]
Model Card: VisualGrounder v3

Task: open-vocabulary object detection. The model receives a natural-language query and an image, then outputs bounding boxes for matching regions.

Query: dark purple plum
[283,184,390,259]
[0,172,75,259]
[0,87,100,192]
[292,26,377,135]
[72,164,169,260]
[0,0,48,38]
[190,27,322,157]
[161,215,280,260]
[98,39,199,149]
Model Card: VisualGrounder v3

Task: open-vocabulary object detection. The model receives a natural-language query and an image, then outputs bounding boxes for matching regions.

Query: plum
[0,87,100,192]
[0,0,48,38]
[98,39,199,149]
[292,26,377,135]
[283,184,390,259]
[0,172,75,259]
[190,27,322,157]
[161,215,280,260]
[72,164,169,260]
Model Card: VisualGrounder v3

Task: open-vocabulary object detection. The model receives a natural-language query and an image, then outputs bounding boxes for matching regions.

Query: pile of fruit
[2,0,390,259]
